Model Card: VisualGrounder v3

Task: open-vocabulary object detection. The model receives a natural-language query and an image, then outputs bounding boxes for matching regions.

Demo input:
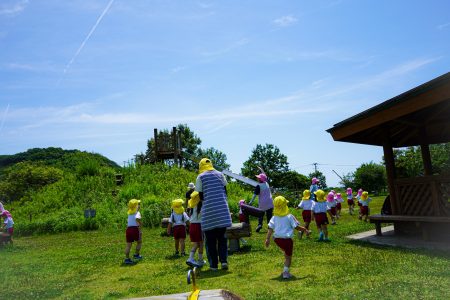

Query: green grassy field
[1,196,449,300]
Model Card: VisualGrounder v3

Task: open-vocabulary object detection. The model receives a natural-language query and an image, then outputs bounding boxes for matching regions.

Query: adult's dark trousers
[204,227,227,268]
[258,208,273,226]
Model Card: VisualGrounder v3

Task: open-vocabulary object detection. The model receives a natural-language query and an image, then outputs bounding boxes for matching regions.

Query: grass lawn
[1,196,449,299]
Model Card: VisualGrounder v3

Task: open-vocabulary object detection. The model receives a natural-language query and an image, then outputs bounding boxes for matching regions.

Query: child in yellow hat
[311,190,330,241]
[167,199,190,256]
[358,191,372,222]
[296,190,313,238]
[185,192,206,267]
[265,196,310,279]
[124,199,142,265]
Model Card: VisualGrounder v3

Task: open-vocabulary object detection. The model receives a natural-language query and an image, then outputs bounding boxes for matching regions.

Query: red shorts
[314,212,329,227]
[7,228,13,236]
[189,223,203,243]
[126,226,141,243]
[361,206,369,215]
[347,199,354,205]
[328,207,337,216]
[239,213,248,223]
[274,238,293,257]
[302,210,312,223]
[336,203,342,210]
[173,225,186,240]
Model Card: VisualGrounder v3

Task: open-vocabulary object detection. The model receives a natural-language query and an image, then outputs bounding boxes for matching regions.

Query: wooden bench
[225,223,251,252]
[0,233,12,246]
[369,214,450,240]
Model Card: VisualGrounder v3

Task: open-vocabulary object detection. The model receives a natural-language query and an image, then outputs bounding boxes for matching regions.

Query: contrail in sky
[0,104,10,135]
[57,0,114,86]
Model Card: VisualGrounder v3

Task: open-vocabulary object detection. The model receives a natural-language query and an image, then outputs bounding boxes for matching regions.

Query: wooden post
[382,134,399,215]
[154,128,158,160]
[420,144,433,176]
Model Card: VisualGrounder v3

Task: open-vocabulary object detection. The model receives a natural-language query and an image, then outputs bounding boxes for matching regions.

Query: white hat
[188,182,195,189]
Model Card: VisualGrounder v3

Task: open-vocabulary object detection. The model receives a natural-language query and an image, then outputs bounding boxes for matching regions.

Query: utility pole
[313,162,318,173]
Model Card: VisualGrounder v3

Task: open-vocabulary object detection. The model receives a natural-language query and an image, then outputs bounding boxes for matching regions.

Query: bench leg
[375,223,382,236]
[228,239,240,253]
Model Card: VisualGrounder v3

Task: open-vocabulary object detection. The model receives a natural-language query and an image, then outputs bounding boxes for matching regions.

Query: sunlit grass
[1,196,449,299]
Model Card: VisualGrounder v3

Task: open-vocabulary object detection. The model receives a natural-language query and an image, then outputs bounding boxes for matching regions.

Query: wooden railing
[394,175,450,217]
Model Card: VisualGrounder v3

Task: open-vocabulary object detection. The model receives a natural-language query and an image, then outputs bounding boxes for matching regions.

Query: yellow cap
[302,190,311,200]
[172,199,185,214]
[314,189,326,202]
[127,199,141,215]
[199,158,215,174]
[188,191,200,208]
[361,191,369,201]
[273,196,290,217]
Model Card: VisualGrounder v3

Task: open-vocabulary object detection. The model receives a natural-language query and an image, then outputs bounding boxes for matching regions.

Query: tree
[340,172,354,189]
[0,161,63,203]
[353,162,386,195]
[278,170,309,191]
[177,124,202,171]
[390,143,450,178]
[308,171,327,189]
[196,147,230,171]
[241,144,289,188]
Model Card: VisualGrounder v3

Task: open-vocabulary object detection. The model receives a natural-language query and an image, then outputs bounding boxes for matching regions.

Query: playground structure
[153,127,183,166]
[327,72,450,241]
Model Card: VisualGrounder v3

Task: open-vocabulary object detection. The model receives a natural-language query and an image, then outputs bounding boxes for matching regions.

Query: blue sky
[1,0,449,187]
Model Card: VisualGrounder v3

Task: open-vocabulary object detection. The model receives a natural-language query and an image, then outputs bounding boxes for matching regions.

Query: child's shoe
[332,220,336,225]
[221,263,228,270]
[133,254,143,260]
[124,258,134,265]
[196,259,207,267]
[255,224,262,232]
[318,232,324,241]
[174,251,180,256]
[305,230,312,237]
[186,258,199,267]
[181,252,187,256]
[282,271,292,279]
[298,231,303,239]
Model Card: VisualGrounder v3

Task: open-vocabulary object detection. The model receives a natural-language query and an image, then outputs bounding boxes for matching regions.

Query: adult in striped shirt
[195,158,232,271]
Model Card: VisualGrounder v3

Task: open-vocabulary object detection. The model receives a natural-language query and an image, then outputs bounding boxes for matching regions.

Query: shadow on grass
[270,274,311,282]
[346,239,450,259]
[229,244,252,255]
[195,269,230,279]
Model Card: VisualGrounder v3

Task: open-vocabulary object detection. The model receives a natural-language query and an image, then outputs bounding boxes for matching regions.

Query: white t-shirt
[127,211,141,227]
[169,212,190,226]
[311,201,328,213]
[298,200,313,210]
[268,214,300,239]
[189,207,201,224]
[360,198,372,207]
[327,199,337,208]
[3,217,14,229]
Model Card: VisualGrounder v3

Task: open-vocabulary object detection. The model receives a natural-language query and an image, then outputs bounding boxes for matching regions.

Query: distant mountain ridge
[0,147,120,172]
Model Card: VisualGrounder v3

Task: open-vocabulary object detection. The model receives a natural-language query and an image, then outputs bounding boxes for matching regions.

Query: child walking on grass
[265,196,310,279]
[326,192,337,225]
[186,192,206,267]
[124,199,142,265]
[359,191,372,222]
[336,193,343,219]
[1,210,14,245]
[297,190,313,238]
[167,199,190,256]
[311,190,330,241]
[346,187,355,215]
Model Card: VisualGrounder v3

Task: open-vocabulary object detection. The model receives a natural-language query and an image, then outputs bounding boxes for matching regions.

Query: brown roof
[327,72,450,147]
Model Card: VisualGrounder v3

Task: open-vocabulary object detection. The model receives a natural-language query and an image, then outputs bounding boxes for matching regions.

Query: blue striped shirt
[196,170,232,231]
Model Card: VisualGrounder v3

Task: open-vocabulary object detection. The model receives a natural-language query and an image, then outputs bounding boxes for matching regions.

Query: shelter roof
[327,72,450,147]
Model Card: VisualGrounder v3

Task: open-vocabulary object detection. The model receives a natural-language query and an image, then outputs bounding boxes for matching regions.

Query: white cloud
[272,15,298,27]
[0,0,28,16]
[437,22,450,30]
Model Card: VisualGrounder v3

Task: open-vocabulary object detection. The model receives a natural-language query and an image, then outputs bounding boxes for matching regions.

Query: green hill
[0,147,120,173]
[0,148,252,236]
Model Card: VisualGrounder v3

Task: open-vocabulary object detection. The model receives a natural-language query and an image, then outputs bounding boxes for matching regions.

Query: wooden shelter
[327,72,450,241]
[154,127,182,166]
